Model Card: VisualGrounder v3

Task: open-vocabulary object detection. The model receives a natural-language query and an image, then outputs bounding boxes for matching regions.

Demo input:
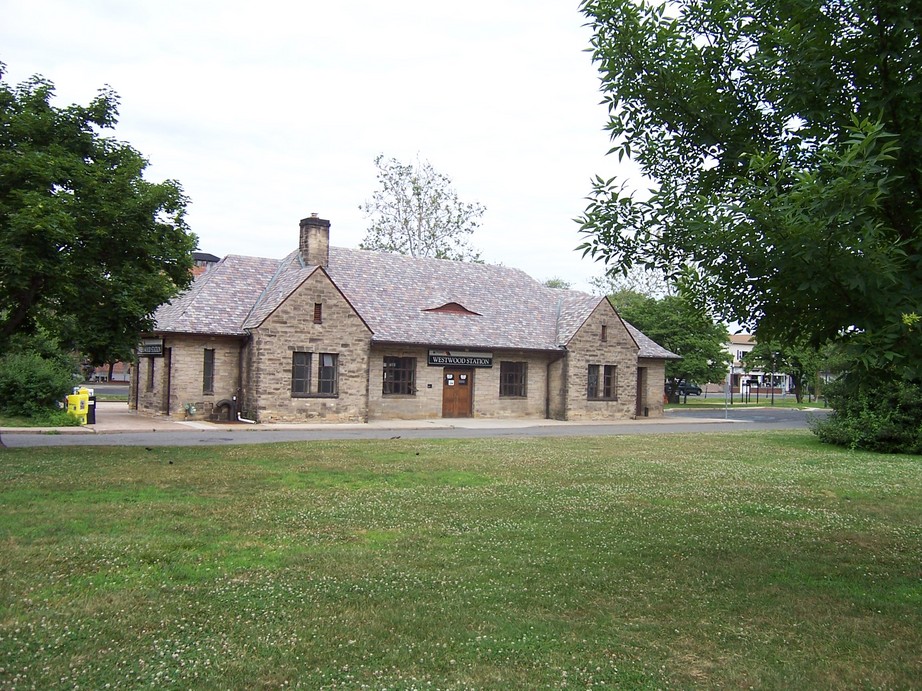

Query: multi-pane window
[146,358,155,392]
[292,351,340,397]
[588,364,617,400]
[203,348,215,395]
[383,357,416,395]
[291,352,312,396]
[318,353,338,395]
[499,361,527,397]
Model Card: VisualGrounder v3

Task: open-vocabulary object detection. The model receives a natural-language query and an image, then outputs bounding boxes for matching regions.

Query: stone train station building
[130,215,678,422]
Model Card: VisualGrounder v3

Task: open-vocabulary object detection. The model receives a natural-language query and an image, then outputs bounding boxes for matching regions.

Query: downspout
[234,398,257,424]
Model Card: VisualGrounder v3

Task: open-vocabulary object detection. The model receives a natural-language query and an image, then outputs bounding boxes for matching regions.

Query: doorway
[635,367,647,417]
[442,368,473,417]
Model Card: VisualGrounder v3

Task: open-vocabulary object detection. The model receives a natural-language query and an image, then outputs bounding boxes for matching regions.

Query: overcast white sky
[2,0,635,292]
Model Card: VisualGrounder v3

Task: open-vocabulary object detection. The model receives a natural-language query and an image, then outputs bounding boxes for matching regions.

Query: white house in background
[726,334,791,396]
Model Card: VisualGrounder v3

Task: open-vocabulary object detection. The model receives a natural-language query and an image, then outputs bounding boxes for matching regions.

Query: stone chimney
[299,213,330,268]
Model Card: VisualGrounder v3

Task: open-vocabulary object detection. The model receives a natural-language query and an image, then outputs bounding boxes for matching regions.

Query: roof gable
[242,251,318,329]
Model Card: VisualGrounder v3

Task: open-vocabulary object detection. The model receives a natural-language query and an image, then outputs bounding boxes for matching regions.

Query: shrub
[811,378,922,454]
[0,350,79,418]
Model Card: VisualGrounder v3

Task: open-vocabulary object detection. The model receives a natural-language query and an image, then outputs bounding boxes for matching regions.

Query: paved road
[1,406,828,448]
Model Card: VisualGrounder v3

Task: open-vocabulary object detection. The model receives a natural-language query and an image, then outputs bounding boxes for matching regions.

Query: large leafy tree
[360,154,484,261]
[577,0,922,382]
[609,289,731,386]
[0,65,196,364]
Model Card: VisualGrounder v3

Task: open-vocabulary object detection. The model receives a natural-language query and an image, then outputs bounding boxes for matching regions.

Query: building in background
[725,334,791,398]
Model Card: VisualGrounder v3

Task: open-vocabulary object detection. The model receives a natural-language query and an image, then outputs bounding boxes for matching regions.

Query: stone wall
[547,357,568,420]
[133,335,243,419]
[367,346,440,419]
[133,354,162,414]
[367,347,564,419]
[564,302,639,420]
[472,351,555,419]
[248,269,372,422]
[638,358,667,417]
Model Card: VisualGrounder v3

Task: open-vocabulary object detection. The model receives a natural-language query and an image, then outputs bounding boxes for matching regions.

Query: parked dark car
[677,381,702,396]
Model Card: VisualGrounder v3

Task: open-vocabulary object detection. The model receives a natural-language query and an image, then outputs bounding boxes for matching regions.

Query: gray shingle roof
[328,247,563,350]
[624,321,683,360]
[153,255,280,335]
[153,245,678,359]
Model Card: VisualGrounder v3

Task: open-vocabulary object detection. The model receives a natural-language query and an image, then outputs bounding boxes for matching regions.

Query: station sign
[427,350,493,368]
[138,338,164,357]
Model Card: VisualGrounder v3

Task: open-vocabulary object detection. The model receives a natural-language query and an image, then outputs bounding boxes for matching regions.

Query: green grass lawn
[1,432,919,688]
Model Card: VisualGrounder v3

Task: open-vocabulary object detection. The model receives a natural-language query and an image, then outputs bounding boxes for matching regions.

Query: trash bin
[66,390,89,425]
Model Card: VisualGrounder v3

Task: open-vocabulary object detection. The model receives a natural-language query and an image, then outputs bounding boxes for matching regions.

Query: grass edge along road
[1,431,919,688]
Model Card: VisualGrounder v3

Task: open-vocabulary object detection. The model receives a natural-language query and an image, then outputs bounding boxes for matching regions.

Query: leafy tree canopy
[609,289,731,384]
[0,64,196,364]
[578,0,922,382]
[360,154,484,262]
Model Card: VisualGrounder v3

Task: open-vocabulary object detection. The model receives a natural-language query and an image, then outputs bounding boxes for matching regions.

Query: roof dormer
[423,302,482,316]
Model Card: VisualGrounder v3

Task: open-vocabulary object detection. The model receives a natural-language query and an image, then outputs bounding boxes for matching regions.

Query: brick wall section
[564,302,639,420]
[248,270,372,422]
[134,336,243,419]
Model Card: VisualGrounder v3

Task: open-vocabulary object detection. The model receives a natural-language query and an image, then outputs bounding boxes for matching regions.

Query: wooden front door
[442,368,473,418]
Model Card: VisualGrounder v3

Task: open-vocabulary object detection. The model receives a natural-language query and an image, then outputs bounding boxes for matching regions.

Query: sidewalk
[0,401,735,435]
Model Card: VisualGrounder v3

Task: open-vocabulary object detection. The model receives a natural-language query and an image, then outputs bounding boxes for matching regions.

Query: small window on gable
[313,303,323,324]
[601,324,608,342]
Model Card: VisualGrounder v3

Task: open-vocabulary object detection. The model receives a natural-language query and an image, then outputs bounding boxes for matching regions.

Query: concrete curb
[1,415,741,435]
